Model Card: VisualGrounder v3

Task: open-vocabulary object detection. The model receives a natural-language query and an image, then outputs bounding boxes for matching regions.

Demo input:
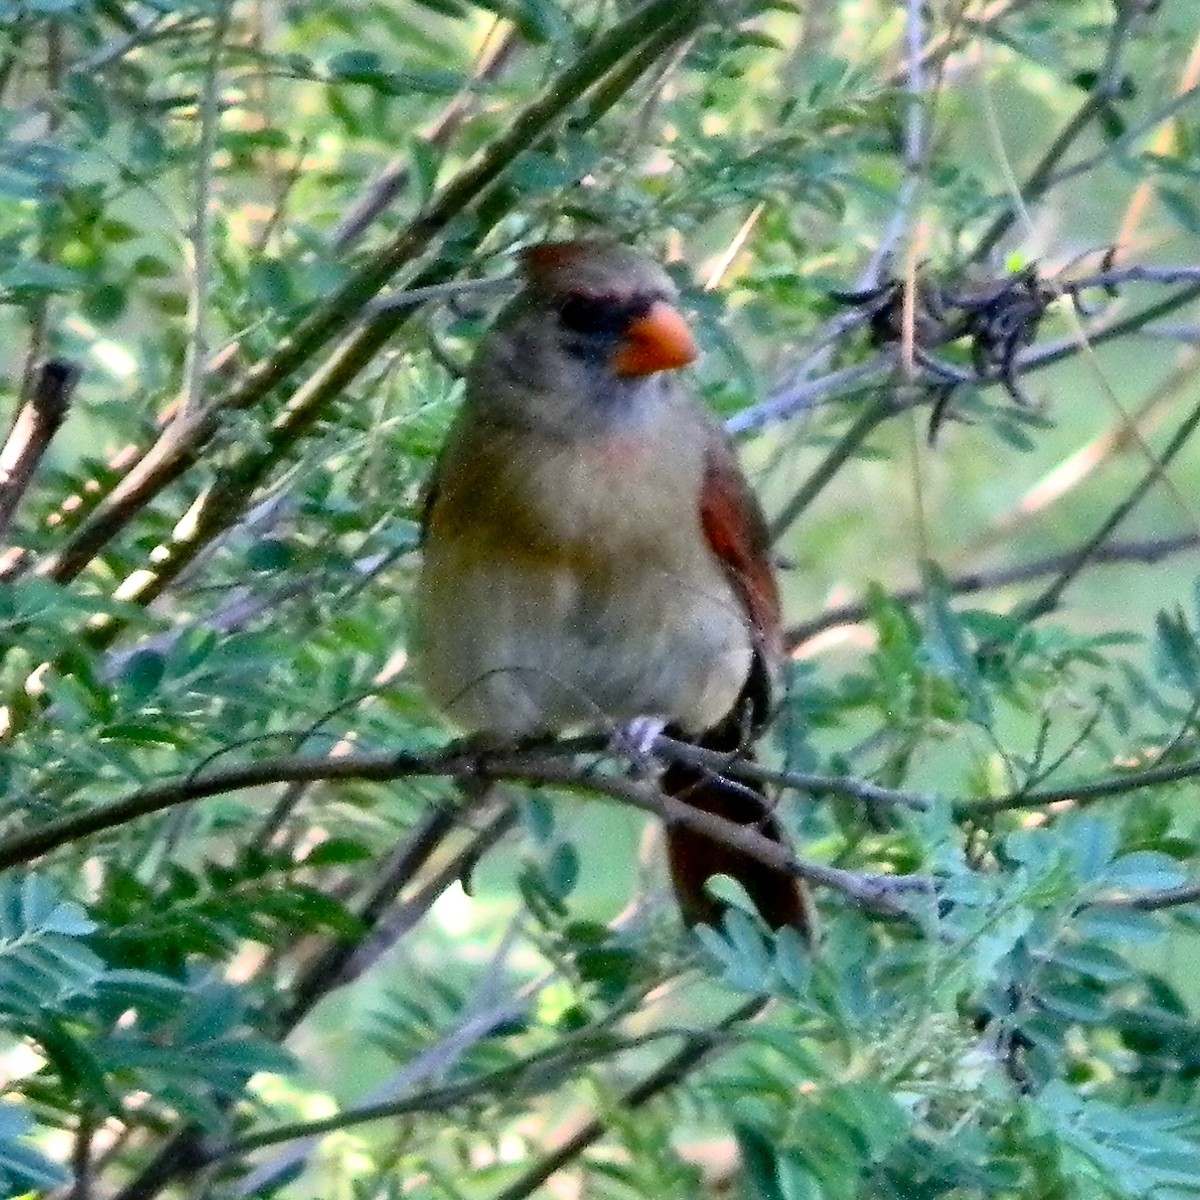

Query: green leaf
[544,842,579,900]
[1160,186,1200,234]
[772,1152,820,1200]
[1074,905,1163,944]
[0,1104,69,1193]
[1154,607,1200,692]
[1049,942,1133,983]
[921,562,992,724]
[121,649,166,703]
[1101,851,1189,894]
[1065,816,1117,882]
[735,1124,785,1200]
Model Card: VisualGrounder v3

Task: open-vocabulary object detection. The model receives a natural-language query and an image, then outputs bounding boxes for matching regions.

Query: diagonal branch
[785,532,1200,649]
[971,0,1142,261]
[0,359,79,542]
[1015,382,1200,624]
[488,995,770,1200]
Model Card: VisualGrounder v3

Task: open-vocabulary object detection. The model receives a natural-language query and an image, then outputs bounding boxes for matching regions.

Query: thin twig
[1016,381,1200,624]
[1106,882,1200,911]
[728,357,889,436]
[972,0,1141,261]
[765,387,898,541]
[330,24,522,253]
[959,753,1200,817]
[177,0,229,424]
[1039,81,1200,197]
[785,531,1200,648]
[232,860,523,1195]
[278,798,466,1031]
[487,995,770,1200]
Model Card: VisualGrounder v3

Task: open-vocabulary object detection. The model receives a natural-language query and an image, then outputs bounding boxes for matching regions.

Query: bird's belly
[415,546,753,741]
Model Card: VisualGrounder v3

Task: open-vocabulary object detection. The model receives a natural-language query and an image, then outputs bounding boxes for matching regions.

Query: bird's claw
[611,716,668,777]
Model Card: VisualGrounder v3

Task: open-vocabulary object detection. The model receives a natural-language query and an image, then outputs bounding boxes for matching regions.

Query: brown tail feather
[662,739,816,940]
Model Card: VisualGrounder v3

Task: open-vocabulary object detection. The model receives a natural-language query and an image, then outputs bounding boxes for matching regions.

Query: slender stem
[488,996,769,1200]
[959,754,1200,817]
[329,24,522,254]
[1015,382,1200,624]
[177,0,228,424]
[768,390,898,542]
[972,0,1139,261]
[785,531,1200,648]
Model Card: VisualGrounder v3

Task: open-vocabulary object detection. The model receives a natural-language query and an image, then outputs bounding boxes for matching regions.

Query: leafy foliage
[5,0,1200,1198]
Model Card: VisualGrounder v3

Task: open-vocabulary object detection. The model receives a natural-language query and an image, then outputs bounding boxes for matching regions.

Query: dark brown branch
[0,359,79,540]
[0,736,934,875]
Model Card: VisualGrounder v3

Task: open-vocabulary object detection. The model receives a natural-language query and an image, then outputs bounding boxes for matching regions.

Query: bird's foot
[611,716,668,778]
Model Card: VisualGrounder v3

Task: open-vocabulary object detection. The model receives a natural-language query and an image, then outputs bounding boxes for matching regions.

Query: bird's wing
[698,432,782,668]
[665,430,816,937]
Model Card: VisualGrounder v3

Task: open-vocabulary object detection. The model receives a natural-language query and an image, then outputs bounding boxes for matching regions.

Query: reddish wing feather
[698,437,782,662]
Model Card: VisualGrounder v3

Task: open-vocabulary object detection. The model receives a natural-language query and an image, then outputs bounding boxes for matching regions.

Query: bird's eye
[557,294,650,338]
[558,295,619,335]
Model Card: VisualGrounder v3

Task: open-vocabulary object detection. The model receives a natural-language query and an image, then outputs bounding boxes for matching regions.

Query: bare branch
[972,0,1144,261]
[176,0,229,425]
[0,359,79,541]
[1016,383,1200,624]
[959,754,1200,818]
[1105,882,1200,911]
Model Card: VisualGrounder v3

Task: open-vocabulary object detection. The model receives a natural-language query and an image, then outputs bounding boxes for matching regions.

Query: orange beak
[612,301,698,377]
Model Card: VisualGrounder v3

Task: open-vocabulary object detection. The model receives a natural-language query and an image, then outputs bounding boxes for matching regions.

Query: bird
[414,238,814,938]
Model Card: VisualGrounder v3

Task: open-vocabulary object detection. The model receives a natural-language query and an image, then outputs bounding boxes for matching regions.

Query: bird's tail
[662,727,816,941]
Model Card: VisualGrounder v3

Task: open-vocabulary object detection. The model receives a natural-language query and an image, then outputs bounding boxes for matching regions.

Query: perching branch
[0,736,933,874]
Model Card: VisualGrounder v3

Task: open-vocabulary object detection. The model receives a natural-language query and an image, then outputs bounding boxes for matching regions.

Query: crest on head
[519,239,679,304]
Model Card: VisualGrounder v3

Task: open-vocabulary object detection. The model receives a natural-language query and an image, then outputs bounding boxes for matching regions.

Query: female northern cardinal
[416,240,813,937]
